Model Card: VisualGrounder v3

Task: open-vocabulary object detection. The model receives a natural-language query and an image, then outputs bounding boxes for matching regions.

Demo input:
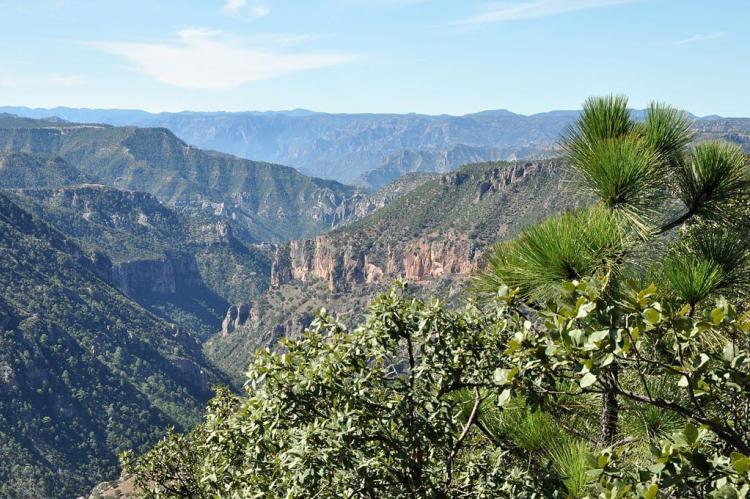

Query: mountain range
[3,106,749,190]
[0,114,358,242]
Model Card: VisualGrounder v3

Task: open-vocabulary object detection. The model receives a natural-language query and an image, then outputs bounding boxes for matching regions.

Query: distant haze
[2,106,749,189]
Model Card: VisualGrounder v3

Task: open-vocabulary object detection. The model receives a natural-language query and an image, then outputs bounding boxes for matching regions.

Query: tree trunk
[600,364,619,444]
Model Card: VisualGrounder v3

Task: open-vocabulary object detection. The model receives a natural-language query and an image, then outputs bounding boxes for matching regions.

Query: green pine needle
[475,206,629,302]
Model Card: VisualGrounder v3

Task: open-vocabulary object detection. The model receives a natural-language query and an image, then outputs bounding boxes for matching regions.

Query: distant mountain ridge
[0,114,360,242]
[3,106,748,189]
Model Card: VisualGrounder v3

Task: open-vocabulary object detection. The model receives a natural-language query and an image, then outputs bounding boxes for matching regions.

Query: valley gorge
[0,109,748,498]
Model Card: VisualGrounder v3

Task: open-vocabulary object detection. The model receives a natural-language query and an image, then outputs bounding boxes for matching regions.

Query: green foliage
[477,206,628,301]
[497,280,750,496]
[642,102,693,170]
[468,95,750,496]
[564,95,634,153]
[127,285,531,497]
[662,228,750,306]
[129,279,750,497]
[674,141,750,224]
[569,135,663,219]
[547,438,593,498]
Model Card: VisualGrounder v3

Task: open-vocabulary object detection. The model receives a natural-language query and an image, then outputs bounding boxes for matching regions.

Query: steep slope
[330,172,438,227]
[0,151,92,188]
[0,193,225,498]
[8,185,273,340]
[357,143,552,191]
[205,159,581,379]
[0,116,360,242]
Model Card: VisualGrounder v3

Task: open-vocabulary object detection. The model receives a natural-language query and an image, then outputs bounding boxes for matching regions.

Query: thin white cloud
[674,31,725,45]
[454,0,639,25]
[223,0,246,15]
[250,4,271,17]
[88,28,357,90]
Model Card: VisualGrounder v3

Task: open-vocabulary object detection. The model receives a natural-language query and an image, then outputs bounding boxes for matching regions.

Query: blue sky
[1,0,748,115]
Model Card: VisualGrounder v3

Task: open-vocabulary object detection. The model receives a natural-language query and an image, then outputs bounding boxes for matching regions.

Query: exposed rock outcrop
[269,233,481,293]
[270,245,293,287]
[474,161,536,202]
[330,172,438,228]
[111,251,203,297]
[221,302,252,336]
[270,161,550,293]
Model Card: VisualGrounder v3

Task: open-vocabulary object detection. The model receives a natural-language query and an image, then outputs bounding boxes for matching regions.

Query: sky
[0,0,748,116]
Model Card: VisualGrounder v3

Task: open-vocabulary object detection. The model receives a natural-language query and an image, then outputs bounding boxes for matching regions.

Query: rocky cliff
[270,161,561,292]
[221,302,252,336]
[111,251,204,297]
[206,159,575,380]
[269,233,480,292]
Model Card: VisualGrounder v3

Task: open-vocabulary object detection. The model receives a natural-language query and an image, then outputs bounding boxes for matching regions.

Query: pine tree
[476,95,750,444]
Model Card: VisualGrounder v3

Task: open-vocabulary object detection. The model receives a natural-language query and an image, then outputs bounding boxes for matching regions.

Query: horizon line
[0,104,742,121]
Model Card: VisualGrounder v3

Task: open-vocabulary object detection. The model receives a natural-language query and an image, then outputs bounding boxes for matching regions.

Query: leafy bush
[125,279,750,497]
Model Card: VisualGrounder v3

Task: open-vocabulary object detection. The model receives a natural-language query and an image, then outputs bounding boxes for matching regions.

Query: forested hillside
[0,193,226,497]
[7,185,273,340]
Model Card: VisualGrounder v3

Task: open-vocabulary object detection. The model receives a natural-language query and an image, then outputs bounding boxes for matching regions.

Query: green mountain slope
[0,192,226,498]
[7,185,273,340]
[0,151,92,188]
[0,116,360,242]
[206,159,581,379]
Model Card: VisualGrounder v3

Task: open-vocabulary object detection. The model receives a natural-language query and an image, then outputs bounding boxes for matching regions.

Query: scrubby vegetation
[126,97,750,497]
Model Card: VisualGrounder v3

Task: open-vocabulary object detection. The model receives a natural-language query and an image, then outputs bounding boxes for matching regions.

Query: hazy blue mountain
[4,107,747,188]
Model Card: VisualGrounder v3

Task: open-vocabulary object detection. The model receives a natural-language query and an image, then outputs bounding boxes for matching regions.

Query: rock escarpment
[221,303,252,336]
[270,161,556,293]
[270,234,481,292]
[112,251,203,297]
